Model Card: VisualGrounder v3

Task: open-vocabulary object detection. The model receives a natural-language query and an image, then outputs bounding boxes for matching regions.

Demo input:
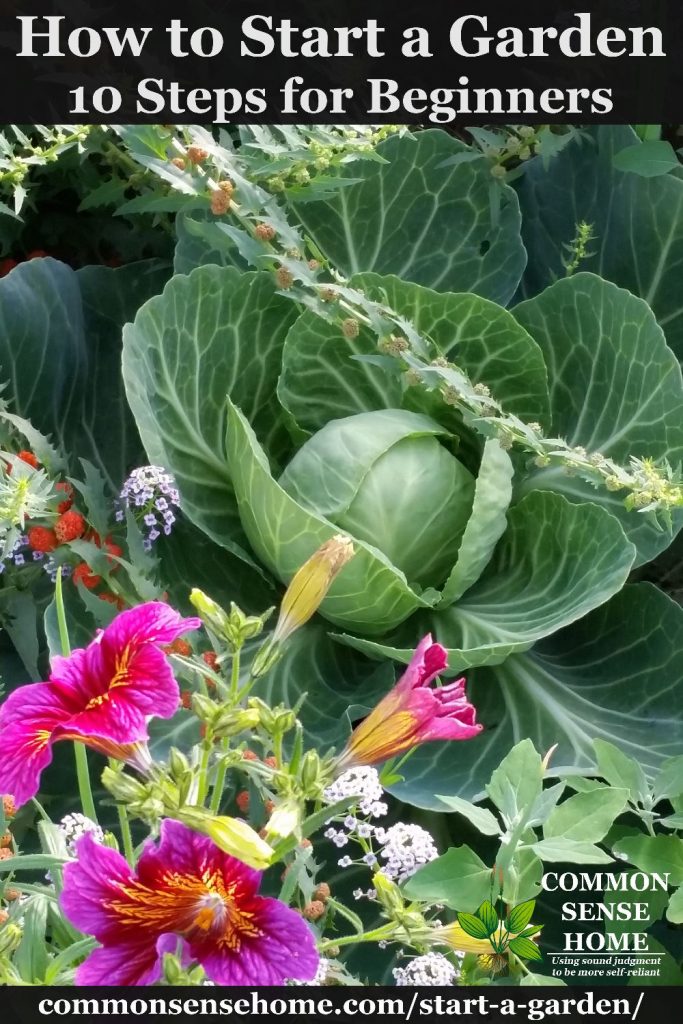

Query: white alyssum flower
[323,766,387,818]
[378,822,438,883]
[393,952,459,986]
[290,958,332,986]
[58,813,104,855]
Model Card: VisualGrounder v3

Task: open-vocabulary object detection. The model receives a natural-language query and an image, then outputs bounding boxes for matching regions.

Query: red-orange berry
[0,908,8,925]
[55,510,85,543]
[236,791,250,813]
[303,900,325,921]
[3,887,20,901]
[300,838,312,849]
[242,749,259,762]
[314,882,331,902]
[2,796,15,818]
[104,539,123,566]
[55,481,74,514]
[264,800,275,815]
[202,651,218,669]
[27,526,58,553]
[264,756,277,769]
[17,450,39,469]
[180,690,192,710]
[0,849,12,861]
[0,832,11,849]
[72,563,101,589]
[164,638,192,657]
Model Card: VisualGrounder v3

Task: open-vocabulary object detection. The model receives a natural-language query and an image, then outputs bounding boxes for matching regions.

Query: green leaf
[403,846,492,913]
[279,274,550,436]
[667,885,683,924]
[250,622,394,750]
[439,440,514,606]
[291,130,526,305]
[0,257,169,489]
[514,273,683,564]
[457,912,491,940]
[653,756,683,804]
[517,125,683,362]
[531,838,614,864]
[504,848,543,905]
[508,936,542,962]
[612,140,679,178]
[477,900,500,935]
[344,491,635,673]
[174,209,247,275]
[122,267,298,564]
[593,739,650,806]
[0,854,68,871]
[225,400,437,634]
[385,583,683,807]
[434,794,501,836]
[612,835,683,885]
[358,272,550,425]
[486,739,543,823]
[543,788,629,843]
[506,899,536,934]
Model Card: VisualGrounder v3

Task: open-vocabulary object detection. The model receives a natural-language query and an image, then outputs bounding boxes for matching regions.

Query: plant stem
[318,923,397,952]
[109,760,135,864]
[197,738,213,806]
[229,648,241,703]
[55,570,98,824]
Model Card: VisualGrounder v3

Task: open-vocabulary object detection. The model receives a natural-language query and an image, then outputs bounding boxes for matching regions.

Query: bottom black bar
[3,986,680,1024]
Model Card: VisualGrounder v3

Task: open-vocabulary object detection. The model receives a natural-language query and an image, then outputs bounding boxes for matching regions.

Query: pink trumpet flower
[60,820,319,986]
[0,602,200,805]
[337,634,482,770]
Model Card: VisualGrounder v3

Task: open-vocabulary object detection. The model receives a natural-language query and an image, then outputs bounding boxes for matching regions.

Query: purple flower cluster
[43,557,73,584]
[117,466,180,551]
[0,534,29,573]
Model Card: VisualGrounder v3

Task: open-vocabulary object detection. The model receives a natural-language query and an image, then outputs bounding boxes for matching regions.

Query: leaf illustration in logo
[477,899,500,936]
[508,935,543,962]
[457,911,491,940]
[506,898,536,933]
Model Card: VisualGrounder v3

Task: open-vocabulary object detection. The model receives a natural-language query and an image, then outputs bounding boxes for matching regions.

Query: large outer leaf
[279,273,550,438]
[340,491,636,674]
[390,583,683,807]
[0,257,169,488]
[225,400,438,634]
[514,273,683,565]
[517,125,683,359]
[439,439,514,607]
[291,131,526,304]
[122,266,298,562]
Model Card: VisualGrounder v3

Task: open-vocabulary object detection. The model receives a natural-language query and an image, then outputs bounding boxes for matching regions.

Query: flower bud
[300,750,322,792]
[101,767,148,804]
[0,922,22,957]
[168,747,190,783]
[162,952,185,985]
[265,798,302,840]
[373,871,404,915]
[247,697,277,733]
[178,807,273,870]
[212,707,260,740]
[191,693,219,724]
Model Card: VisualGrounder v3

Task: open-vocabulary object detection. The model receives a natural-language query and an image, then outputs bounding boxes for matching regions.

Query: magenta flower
[61,819,319,986]
[337,634,482,769]
[0,602,200,806]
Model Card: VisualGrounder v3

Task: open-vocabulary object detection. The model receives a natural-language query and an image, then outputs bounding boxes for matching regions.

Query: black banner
[2,986,679,1023]
[0,0,682,123]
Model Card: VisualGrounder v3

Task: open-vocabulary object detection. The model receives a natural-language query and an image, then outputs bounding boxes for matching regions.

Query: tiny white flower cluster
[58,813,104,855]
[375,823,438,883]
[289,958,332,986]
[393,952,460,986]
[323,766,387,818]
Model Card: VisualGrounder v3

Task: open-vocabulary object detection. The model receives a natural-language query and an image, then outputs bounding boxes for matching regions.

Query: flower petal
[61,833,137,942]
[198,897,319,986]
[102,602,201,650]
[75,933,173,986]
[137,819,263,899]
[0,682,71,805]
